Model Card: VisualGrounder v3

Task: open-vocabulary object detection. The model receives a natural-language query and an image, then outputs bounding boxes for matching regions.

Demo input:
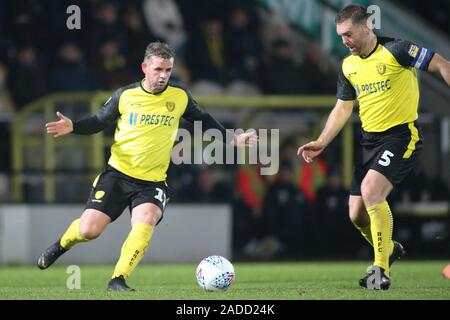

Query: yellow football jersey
[73,81,228,181]
[337,37,435,132]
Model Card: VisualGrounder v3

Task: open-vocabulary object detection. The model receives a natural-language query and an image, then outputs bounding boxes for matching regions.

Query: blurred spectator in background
[46,0,90,51]
[256,161,309,259]
[123,4,157,78]
[426,176,449,202]
[224,7,262,86]
[233,162,271,258]
[295,156,328,203]
[142,0,187,55]
[260,38,310,94]
[0,61,14,176]
[395,0,450,33]
[8,0,50,49]
[390,163,449,204]
[186,16,228,93]
[49,41,100,92]
[312,165,361,257]
[301,42,337,94]
[0,2,14,62]
[166,162,197,203]
[280,136,328,203]
[7,46,47,109]
[90,38,135,89]
[0,62,15,113]
[89,1,127,57]
[180,166,232,203]
[390,164,429,204]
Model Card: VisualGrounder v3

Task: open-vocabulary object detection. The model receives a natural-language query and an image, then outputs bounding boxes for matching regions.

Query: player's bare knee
[361,180,385,206]
[79,224,102,239]
[132,210,160,226]
[132,203,162,226]
[145,211,161,226]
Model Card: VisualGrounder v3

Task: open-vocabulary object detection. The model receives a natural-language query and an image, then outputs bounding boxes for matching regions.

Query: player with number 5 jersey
[297,5,450,290]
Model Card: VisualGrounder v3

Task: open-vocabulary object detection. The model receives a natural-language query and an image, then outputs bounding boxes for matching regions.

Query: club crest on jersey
[166,101,175,112]
[376,63,386,75]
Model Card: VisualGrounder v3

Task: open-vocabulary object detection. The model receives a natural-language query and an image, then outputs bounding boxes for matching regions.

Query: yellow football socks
[367,201,394,275]
[112,223,154,279]
[356,225,373,246]
[60,219,89,250]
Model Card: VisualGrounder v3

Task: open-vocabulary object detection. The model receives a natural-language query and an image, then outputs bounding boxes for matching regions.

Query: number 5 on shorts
[378,150,394,167]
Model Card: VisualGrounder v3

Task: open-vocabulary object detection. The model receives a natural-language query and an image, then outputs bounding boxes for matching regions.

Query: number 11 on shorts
[154,187,167,208]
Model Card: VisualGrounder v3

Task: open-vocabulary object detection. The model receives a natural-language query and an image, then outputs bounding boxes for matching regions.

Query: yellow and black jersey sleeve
[336,65,356,101]
[73,82,139,134]
[180,86,232,142]
[380,37,435,71]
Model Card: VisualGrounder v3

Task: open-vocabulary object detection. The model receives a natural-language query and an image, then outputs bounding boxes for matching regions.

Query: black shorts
[350,122,423,196]
[85,165,170,223]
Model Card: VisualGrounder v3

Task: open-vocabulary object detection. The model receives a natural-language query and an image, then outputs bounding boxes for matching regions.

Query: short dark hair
[144,41,175,60]
[335,4,370,25]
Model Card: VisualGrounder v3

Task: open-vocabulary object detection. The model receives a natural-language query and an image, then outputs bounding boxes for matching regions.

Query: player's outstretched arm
[297,99,354,163]
[45,112,73,138]
[428,53,450,86]
[231,130,258,147]
[181,89,259,147]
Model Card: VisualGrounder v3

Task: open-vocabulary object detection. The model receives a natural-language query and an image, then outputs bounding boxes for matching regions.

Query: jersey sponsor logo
[139,114,175,126]
[129,112,139,125]
[166,101,175,112]
[353,84,360,97]
[358,80,391,95]
[376,63,386,75]
[408,44,419,58]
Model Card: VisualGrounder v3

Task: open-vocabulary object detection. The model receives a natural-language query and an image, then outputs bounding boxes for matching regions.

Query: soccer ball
[196,255,235,291]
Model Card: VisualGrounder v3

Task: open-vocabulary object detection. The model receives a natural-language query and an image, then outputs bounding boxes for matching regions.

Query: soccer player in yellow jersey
[37,42,257,291]
[298,5,450,290]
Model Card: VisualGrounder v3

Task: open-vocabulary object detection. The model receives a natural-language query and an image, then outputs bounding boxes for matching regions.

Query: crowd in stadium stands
[394,0,450,34]
[0,0,338,112]
[0,0,447,259]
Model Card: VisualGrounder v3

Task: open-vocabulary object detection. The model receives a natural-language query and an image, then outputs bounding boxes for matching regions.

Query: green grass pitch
[0,261,448,300]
